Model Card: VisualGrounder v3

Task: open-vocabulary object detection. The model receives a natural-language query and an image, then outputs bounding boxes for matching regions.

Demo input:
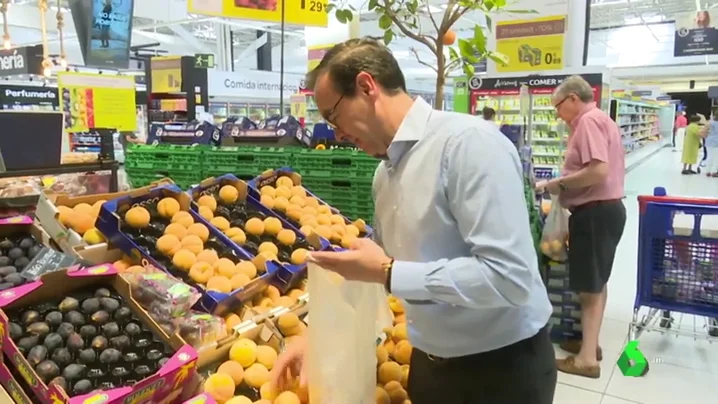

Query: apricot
[277,229,296,246]
[124,265,146,275]
[291,185,307,198]
[189,262,214,284]
[254,400,272,404]
[206,276,232,293]
[187,223,210,242]
[341,234,358,249]
[164,223,188,239]
[260,382,278,400]
[392,323,408,342]
[329,214,344,225]
[263,217,283,236]
[275,186,292,199]
[345,224,360,237]
[259,194,275,209]
[299,225,314,235]
[260,185,276,197]
[217,360,245,386]
[400,365,409,389]
[301,206,317,217]
[258,242,278,256]
[82,228,105,245]
[287,288,304,300]
[354,219,367,233]
[171,211,194,228]
[265,285,281,302]
[57,205,74,227]
[219,185,240,204]
[215,258,238,278]
[394,340,412,365]
[197,249,219,265]
[385,381,408,403]
[229,338,257,367]
[244,363,270,389]
[124,207,150,229]
[225,227,247,245]
[112,259,131,271]
[235,261,257,279]
[314,225,332,240]
[172,249,196,271]
[378,361,403,385]
[387,296,404,314]
[316,204,331,215]
[288,196,305,208]
[198,205,214,221]
[210,216,230,232]
[274,391,300,404]
[225,313,242,333]
[273,196,289,212]
[304,196,319,208]
[442,28,456,45]
[384,340,396,357]
[316,214,331,226]
[73,203,94,216]
[157,197,180,218]
[245,218,265,236]
[276,296,295,308]
[203,373,235,403]
[376,386,390,404]
[394,314,406,324]
[225,397,252,404]
[277,313,301,335]
[255,345,278,370]
[231,274,252,290]
[376,345,389,365]
[286,206,303,222]
[156,234,181,256]
[198,195,218,212]
[92,200,106,216]
[181,234,204,255]
[276,176,294,188]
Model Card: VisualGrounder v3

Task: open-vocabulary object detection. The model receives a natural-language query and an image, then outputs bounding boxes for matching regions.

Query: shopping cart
[631,187,718,375]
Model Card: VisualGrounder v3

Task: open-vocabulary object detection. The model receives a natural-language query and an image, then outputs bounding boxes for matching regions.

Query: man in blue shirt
[271,38,555,403]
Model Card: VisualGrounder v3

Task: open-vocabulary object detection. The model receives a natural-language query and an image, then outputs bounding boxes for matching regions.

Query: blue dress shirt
[374,97,552,358]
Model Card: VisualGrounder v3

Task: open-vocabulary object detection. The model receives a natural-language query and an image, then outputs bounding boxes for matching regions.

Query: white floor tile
[553,383,603,404]
[601,395,642,404]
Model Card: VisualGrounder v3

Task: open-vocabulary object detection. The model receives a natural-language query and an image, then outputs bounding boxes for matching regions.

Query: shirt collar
[570,102,597,128]
[386,97,433,166]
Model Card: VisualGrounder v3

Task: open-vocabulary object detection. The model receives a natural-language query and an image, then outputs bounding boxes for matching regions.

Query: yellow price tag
[290,94,307,119]
[495,16,566,73]
[188,0,327,27]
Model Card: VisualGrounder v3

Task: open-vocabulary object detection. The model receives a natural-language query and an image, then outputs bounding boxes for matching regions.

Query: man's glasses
[325,94,345,129]
[554,94,571,110]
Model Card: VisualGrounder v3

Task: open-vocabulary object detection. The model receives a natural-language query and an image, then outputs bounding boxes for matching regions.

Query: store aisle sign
[0,45,43,76]
[57,72,137,133]
[150,56,183,93]
[188,0,327,27]
[208,70,305,99]
[495,16,566,73]
[674,10,718,56]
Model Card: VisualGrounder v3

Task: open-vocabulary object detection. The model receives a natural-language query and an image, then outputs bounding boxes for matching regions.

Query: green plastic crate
[301,176,373,205]
[293,149,379,179]
[127,169,205,190]
[125,144,203,171]
[202,146,290,173]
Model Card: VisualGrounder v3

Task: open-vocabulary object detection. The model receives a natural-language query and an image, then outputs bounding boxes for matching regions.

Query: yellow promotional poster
[57,73,137,133]
[151,56,182,93]
[307,44,334,71]
[495,15,566,73]
[290,94,307,119]
[188,0,327,27]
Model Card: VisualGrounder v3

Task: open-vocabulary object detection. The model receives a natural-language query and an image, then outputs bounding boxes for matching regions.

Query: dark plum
[79,325,97,339]
[45,311,63,327]
[58,297,80,313]
[57,323,75,339]
[0,266,16,276]
[146,349,163,361]
[35,360,60,384]
[215,205,231,220]
[91,336,108,351]
[0,257,10,267]
[99,348,122,364]
[81,298,100,314]
[27,345,48,366]
[113,307,132,322]
[14,257,29,269]
[78,349,96,365]
[111,366,130,377]
[109,335,130,350]
[65,311,85,327]
[26,322,50,337]
[51,348,73,367]
[49,376,68,392]
[134,365,153,377]
[90,310,110,326]
[99,298,120,313]
[62,364,87,381]
[9,322,23,340]
[17,335,39,353]
[123,352,140,363]
[21,310,40,326]
[66,333,85,351]
[94,288,112,298]
[73,379,93,395]
[43,333,64,352]
[18,237,35,250]
[8,248,24,260]
[0,239,13,250]
[28,245,43,258]
[101,322,120,338]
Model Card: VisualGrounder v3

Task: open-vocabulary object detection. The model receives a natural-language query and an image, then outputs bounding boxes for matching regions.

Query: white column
[215,22,233,71]
[564,0,588,68]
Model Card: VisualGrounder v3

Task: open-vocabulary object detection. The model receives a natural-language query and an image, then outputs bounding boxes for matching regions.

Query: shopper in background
[704,110,718,176]
[681,115,704,174]
[674,110,687,150]
[482,106,498,127]
[535,75,626,379]
[271,37,556,403]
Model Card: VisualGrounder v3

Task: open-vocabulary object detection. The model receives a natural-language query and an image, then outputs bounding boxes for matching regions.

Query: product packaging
[125,270,202,320]
[540,194,570,262]
[0,180,42,218]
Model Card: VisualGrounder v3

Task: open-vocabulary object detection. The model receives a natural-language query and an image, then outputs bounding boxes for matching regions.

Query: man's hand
[308,238,392,284]
[544,179,561,194]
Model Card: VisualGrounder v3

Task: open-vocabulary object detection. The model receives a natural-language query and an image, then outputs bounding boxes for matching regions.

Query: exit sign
[194,54,215,68]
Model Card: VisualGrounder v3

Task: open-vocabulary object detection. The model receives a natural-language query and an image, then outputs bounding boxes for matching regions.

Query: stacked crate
[292,149,379,223]
[124,144,205,189]
[546,261,583,342]
[203,146,293,180]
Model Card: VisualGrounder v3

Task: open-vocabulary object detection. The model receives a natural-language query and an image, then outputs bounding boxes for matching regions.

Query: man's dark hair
[689,114,701,123]
[305,37,407,97]
[482,107,496,120]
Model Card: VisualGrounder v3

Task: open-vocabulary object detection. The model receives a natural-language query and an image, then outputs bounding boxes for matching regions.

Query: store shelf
[615,99,661,155]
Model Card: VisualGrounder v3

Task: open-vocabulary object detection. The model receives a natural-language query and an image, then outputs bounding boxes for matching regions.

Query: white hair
[553,75,594,103]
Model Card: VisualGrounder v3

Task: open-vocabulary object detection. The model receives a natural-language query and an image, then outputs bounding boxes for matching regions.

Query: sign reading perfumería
[0,45,44,76]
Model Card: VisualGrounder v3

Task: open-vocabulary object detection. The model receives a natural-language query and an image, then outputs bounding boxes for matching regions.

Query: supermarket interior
[0,0,717,403]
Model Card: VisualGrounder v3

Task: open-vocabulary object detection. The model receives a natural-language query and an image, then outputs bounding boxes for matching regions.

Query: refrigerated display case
[610,99,660,155]
[229,103,249,118]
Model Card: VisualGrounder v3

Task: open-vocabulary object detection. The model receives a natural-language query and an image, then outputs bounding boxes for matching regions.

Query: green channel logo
[617,341,648,376]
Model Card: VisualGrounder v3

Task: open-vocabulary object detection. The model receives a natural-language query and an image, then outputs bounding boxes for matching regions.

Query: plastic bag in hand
[306,262,393,404]
[540,194,570,262]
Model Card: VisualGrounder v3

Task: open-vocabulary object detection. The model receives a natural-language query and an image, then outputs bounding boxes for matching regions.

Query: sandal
[556,355,601,379]
[559,339,603,361]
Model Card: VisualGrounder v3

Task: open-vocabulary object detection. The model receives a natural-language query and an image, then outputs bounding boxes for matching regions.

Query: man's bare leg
[574,291,603,369]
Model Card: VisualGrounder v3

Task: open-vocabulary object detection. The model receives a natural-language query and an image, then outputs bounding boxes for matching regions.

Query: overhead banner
[57,73,137,132]
[674,10,718,56]
[0,45,44,76]
[495,15,566,73]
[188,0,327,27]
[150,56,183,93]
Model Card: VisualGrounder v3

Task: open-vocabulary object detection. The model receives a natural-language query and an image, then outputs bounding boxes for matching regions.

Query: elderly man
[537,75,626,378]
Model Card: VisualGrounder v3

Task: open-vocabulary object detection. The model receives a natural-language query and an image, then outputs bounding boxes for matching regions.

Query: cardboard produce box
[0,359,37,404]
[0,264,198,404]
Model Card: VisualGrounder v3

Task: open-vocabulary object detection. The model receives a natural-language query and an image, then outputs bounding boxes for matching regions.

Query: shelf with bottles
[615,100,659,125]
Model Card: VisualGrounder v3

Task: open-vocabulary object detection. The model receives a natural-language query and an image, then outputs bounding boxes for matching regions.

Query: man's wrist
[381,257,394,292]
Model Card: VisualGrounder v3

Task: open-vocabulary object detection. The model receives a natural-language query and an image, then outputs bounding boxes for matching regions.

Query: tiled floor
[554,147,718,404]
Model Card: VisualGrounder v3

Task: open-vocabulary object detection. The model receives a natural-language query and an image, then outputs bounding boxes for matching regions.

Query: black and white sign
[674,10,718,57]
[0,85,59,109]
[20,247,82,280]
[0,45,43,76]
[208,69,305,99]
[469,73,603,91]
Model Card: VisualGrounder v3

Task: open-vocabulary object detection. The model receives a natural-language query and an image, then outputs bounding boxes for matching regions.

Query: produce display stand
[630,187,718,375]
[0,161,120,193]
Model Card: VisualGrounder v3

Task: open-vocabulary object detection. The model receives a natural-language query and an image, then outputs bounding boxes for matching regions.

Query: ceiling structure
[4,0,718,84]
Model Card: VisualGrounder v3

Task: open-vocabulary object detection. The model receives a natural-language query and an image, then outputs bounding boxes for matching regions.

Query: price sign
[495,16,566,73]
[150,56,182,93]
[290,94,307,119]
[188,0,328,27]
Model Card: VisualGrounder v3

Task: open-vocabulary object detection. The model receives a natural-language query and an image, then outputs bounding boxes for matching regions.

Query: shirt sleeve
[575,117,610,165]
[390,128,537,308]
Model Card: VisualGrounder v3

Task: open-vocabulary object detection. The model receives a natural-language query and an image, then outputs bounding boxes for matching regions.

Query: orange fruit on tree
[442,29,457,45]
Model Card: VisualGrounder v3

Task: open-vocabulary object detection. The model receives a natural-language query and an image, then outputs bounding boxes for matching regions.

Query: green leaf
[463,63,475,78]
[345,9,354,21]
[407,0,418,14]
[326,2,335,12]
[335,9,348,23]
[378,14,393,30]
[473,25,486,52]
[457,38,474,59]
[494,0,506,7]
[383,29,394,45]
[488,52,509,66]
[448,46,459,61]
[368,0,378,11]
[485,15,492,33]
[485,0,494,11]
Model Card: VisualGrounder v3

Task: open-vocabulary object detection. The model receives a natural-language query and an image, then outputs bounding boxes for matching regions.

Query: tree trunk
[434,45,445,110]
